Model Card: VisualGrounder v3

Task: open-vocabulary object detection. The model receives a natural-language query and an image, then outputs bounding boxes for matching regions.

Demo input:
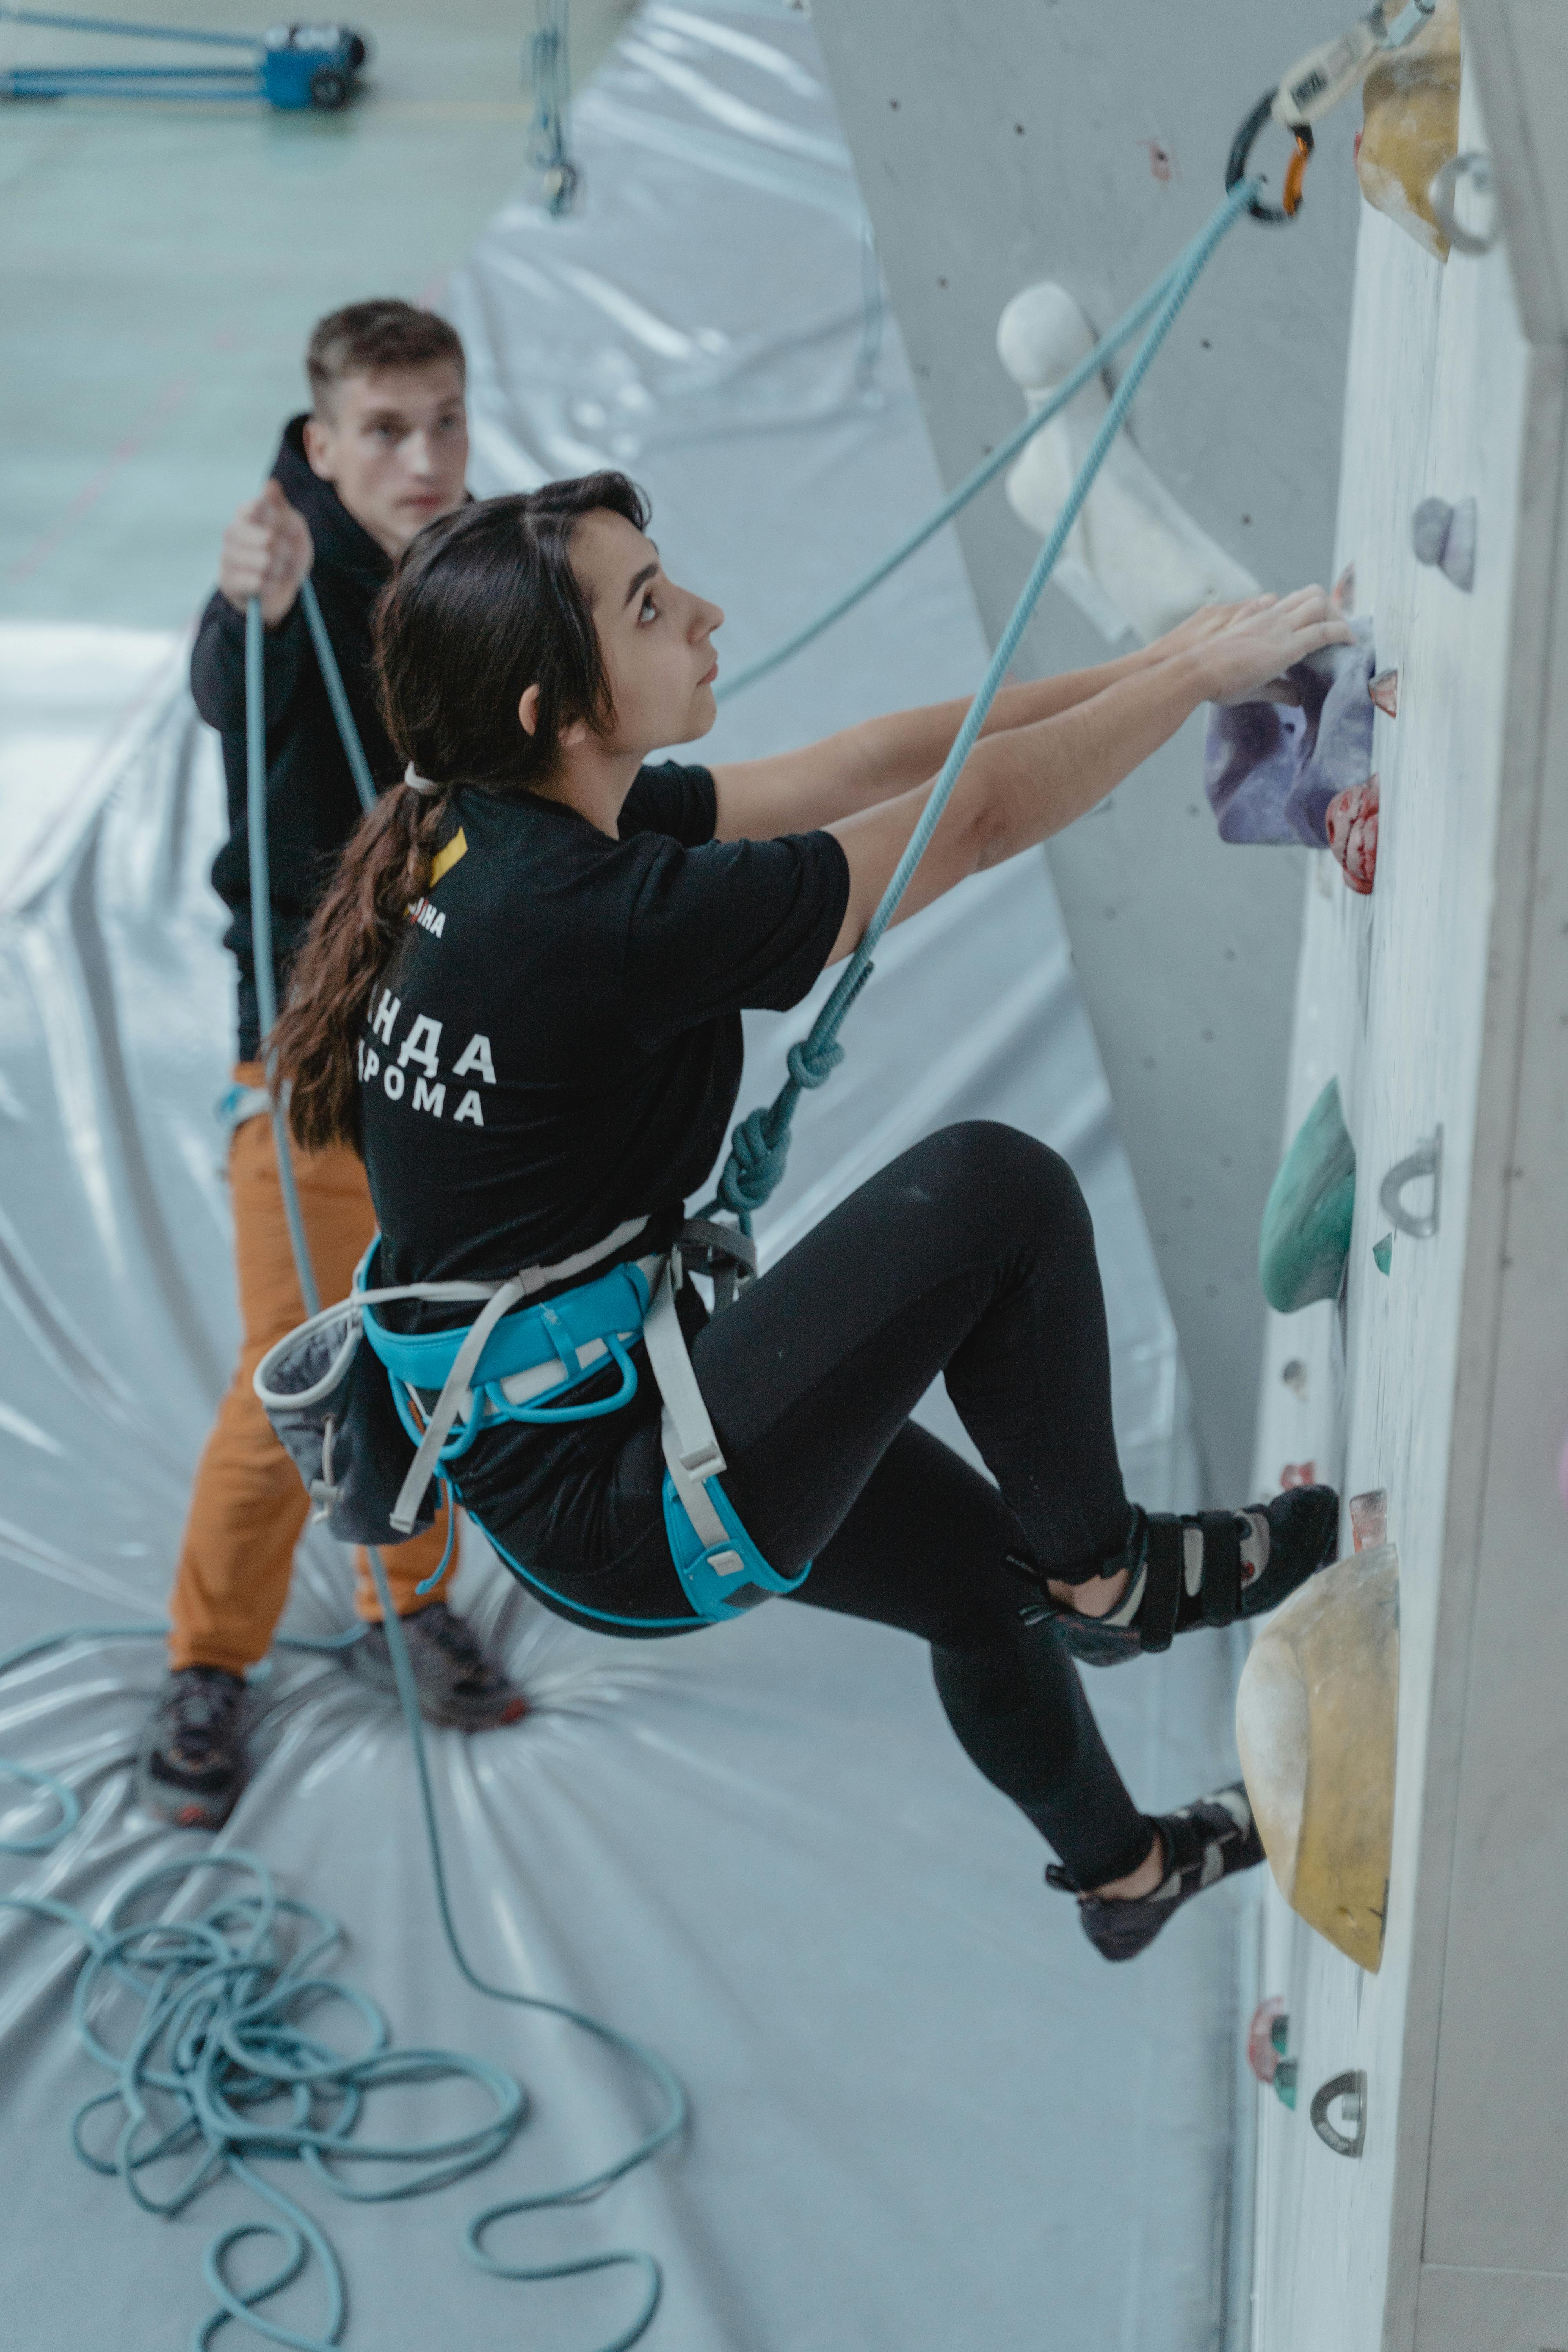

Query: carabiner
[1226,89,1314,225]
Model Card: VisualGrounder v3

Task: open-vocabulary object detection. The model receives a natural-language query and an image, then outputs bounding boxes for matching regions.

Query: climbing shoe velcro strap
[1140,1517,1184,1653]
[1197,1510,1241,1627]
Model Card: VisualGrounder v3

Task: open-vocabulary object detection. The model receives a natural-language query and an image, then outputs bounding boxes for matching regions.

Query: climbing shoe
[1027,1485,1339,1668]
[345,1601,528,1730]
[134,1665,249,1831]
[1047,1782,1264,1964]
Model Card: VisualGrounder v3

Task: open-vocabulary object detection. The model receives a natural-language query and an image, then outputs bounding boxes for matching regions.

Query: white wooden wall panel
[1249,36,1568,2352]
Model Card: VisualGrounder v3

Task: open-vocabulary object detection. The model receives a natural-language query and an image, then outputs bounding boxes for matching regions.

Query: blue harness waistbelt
[357,1225,809,1628]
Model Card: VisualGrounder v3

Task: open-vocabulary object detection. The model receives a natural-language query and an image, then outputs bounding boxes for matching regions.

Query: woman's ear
[518,683,541,737]
[559,715,590,748]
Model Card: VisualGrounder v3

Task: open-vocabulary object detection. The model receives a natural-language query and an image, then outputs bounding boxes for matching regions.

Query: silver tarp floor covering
[0,4,1251,2344]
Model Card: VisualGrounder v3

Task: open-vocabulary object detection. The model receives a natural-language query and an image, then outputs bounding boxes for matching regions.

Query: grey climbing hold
[1411,495,1476,590]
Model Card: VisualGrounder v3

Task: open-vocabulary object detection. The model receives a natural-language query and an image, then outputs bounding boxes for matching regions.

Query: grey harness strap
[642,1258,733,1559]
[387,1213,650,1532]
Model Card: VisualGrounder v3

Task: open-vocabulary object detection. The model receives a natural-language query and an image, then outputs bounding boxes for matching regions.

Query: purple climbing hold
[1203,616,1377,848]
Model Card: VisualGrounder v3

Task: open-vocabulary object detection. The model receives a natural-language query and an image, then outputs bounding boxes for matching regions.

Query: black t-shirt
[361,762,850,1307]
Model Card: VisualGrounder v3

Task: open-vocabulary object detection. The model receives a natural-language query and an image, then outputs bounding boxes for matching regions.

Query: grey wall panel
[807,0,1365,1497]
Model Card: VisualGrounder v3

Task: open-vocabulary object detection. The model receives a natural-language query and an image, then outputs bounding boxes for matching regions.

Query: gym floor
[0,0,633,629]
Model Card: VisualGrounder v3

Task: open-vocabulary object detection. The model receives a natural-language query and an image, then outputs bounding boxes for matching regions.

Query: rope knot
[786,1035,844,1091]
[717,1107,788,1215]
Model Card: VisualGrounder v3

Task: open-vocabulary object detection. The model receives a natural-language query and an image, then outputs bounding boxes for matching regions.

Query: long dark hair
[274,473,649,1151]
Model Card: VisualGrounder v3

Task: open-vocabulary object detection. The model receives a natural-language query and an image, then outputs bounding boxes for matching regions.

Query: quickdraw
[1227,0,1437,223]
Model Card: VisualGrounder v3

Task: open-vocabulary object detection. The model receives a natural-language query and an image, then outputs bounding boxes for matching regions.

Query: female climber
[273,475,1350,1963]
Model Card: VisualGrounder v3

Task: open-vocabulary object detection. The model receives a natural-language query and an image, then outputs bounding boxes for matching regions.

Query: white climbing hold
[996,280,1259,643]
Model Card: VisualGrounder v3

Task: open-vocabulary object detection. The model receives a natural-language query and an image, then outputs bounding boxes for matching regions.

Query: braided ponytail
[274,781,448,1151]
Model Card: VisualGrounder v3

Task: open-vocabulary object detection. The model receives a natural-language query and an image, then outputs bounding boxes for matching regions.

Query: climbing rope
[707,179,1258,1228]
[0,575,684,2351]
[715,246,1192,706]
[4,151,1307,2345]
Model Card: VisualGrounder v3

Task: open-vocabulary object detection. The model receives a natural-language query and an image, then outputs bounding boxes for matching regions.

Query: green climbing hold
[1259,1078,1357,1313]
[1372,1232,1394,1276]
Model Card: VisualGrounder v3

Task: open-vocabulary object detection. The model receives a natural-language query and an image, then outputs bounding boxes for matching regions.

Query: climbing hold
[1379,1126,1442,1239]
[1356,0,1461,259]
[1327,772,1379,893]
[996,280,1259,643]
[1235,1543,1399,1973]
[1279,1460,1318,1490]
[1331,561,1356,614]
[1349,1488,1388,1550]
[1368,668,1399,717]
[1247,1996,1299,2108]
[1281,1357,1309,1398]
[1259,1078,1356,1313]
[1310,2069,1368,2158]
[1204,619,1375,846]
[1372,1231,1394,1274]
[1411,494,1476,590]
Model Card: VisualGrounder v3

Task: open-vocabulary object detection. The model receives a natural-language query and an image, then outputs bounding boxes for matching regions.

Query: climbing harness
[1227,0,1438,223]
[4,130,1331,2350]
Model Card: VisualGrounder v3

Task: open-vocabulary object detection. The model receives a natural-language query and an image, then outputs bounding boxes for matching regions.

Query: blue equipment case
[0,11,370,111]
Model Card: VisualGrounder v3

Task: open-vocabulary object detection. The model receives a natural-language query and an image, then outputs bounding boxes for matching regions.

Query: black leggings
[453,1123,1153,1889]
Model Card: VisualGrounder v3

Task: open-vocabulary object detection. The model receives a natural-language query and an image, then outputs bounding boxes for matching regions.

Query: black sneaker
[1047,1782,1264,1963]
[346,1601,528,1730]
[134,1666,249,1830]
[1029,1485,1339,1667]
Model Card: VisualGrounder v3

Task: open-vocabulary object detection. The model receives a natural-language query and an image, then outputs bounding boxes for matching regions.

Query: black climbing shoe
[346,1601,528,1731]
[134,1666,249,1831]
[1047,1782,1264,1964]
[1028,1485,1339,1668]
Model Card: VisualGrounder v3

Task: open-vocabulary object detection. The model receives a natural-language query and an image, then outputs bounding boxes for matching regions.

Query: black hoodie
[193,415,400,1063]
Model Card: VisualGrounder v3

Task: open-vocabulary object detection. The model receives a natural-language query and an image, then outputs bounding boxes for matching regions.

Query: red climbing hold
[1327,773,1379,894]
[1368,668,1399,717]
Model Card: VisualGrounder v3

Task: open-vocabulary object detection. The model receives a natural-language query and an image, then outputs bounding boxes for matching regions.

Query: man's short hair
[306,300,465,414]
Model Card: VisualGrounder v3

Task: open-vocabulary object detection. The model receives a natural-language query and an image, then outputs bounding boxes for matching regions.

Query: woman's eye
[639,593,658,624]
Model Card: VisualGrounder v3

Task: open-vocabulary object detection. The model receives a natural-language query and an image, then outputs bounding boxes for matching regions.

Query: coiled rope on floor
[0,1614,682,2352]
[706,180,1257,1228]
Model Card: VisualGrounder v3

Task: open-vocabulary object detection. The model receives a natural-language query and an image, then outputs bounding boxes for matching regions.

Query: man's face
[303,361,468,558]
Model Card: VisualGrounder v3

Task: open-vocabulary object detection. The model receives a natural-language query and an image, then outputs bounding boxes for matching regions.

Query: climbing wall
[1247,15,1568,2349]
[806,0,1363,1501]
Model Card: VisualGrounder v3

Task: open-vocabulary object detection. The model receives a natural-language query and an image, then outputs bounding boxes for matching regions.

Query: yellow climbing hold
[1357,0,1462,262]
[1235,1541,1399,1972]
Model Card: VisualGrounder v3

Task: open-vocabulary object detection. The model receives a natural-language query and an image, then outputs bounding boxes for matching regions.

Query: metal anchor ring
[1429,152,1498,256]
[1310,2069,1367,2158]
[1378,1127,1442,1240]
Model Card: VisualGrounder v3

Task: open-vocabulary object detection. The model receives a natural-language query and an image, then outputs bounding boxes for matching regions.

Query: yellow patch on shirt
[429,828,468,888]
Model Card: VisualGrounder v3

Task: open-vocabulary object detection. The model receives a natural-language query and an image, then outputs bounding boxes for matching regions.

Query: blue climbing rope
[0,571,685,2348]
[707,181,1257,1228]
[2,175,1259,2347]
[715,247,1189,706]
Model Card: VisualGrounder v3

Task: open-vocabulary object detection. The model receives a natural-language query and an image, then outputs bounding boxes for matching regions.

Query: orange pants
[167,1072,451,1675]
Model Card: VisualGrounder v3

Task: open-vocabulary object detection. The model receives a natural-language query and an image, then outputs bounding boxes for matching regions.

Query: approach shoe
[346,1601,528,1730]
[1047,1781,1265,1964]
[1028,1485,1339,1668]
[134,1665,249,1831]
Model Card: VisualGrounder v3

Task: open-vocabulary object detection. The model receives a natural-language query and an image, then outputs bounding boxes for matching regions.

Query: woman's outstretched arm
[820,588,1350,963]
[709,599,1270,843]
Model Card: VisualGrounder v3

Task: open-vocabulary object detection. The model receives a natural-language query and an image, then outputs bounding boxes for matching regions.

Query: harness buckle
[677,1438,726,1481]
